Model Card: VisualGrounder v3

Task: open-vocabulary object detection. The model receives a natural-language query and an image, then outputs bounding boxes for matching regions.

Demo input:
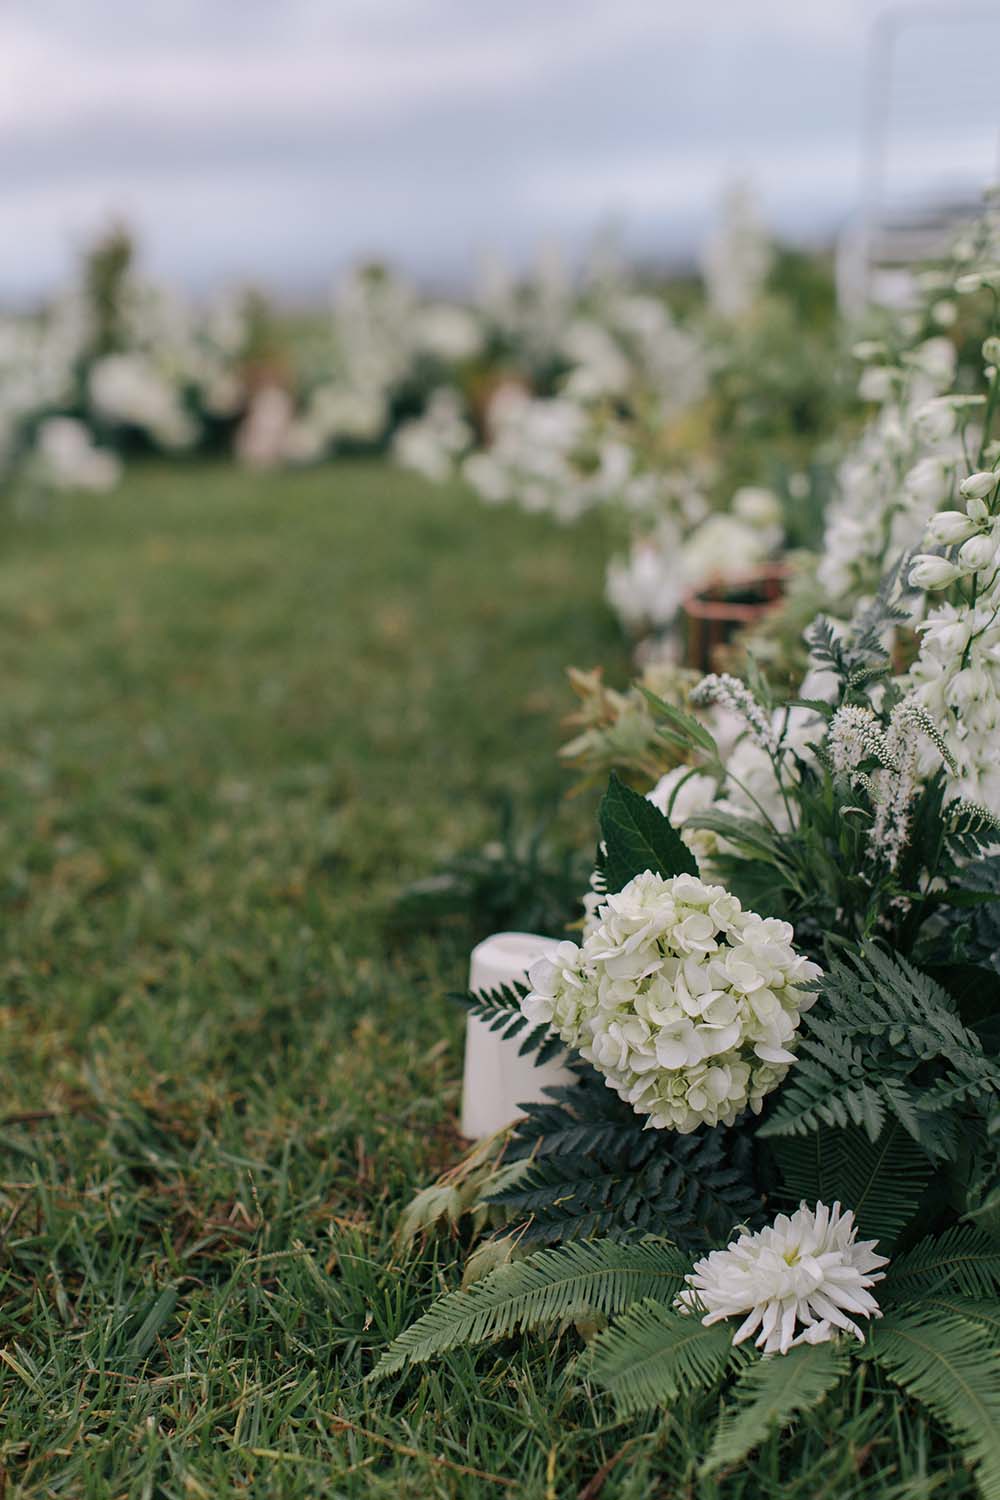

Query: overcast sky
[2,1,998,301]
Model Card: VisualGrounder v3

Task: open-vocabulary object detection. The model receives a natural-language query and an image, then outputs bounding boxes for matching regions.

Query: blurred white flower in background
[605,486,783,636]
[700,182,773,322]
[89,353,198,449]
[33,416,121,492]
[392,388,473,482]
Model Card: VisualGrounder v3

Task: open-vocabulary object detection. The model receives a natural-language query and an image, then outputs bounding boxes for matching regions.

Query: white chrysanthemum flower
[676,1201,888,1356]
[524,871,820,1133]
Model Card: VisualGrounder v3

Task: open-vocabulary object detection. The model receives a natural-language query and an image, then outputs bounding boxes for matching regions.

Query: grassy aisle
[0,464,973,1499]
[0,460,623,1497]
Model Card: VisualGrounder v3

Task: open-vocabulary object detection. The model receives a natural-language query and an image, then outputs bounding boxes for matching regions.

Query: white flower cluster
[463,389,604,521]
[604,487,782,635]
[392,389,474,483]
[829,699,954,870]
[90,352,199,450]
[677,1201,888,1356]
[523,871,820,1134]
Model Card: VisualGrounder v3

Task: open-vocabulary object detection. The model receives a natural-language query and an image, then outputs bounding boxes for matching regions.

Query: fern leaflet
[587,1300,744,1414]
[701,1339,848,1475]
[870,1308,1000,1500]
[371,1237,687,1380]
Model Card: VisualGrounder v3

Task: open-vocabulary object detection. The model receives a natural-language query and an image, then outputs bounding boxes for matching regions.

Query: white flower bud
[960,471,998,500]
[956,272,985,294]
[967,496,990,523]
[958,533,998,573]
[983,337,1000,365]
[926,510,978,546]
[909,555,963,590]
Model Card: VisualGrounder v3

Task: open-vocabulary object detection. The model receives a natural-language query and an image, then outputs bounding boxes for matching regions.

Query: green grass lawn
[0,463,976,1498]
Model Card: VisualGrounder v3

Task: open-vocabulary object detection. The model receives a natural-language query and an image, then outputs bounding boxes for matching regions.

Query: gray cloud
[1,1,996,299]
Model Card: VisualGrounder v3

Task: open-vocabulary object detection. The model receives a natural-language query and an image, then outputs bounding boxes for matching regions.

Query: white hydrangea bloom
[523,872,820,1133]
[677,1201,888,1356]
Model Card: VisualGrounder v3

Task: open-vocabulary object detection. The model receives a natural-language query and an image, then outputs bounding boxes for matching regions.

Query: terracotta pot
[682,564,788,673]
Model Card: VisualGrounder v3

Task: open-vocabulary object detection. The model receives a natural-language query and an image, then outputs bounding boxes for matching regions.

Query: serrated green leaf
[599,772,697,890]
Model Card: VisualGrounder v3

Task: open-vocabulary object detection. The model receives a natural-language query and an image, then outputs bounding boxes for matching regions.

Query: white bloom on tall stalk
[908,462,1000,819]
[817,334,964,609]
[700,181,773,322]
[523,872,820,1133]
[677,1202,888,1356]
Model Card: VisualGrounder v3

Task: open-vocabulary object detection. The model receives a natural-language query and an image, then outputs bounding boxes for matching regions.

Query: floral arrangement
[375,616,1000,1485]
[1,182,850,641]
[374,212,1000,1480]
[0,226,253,492]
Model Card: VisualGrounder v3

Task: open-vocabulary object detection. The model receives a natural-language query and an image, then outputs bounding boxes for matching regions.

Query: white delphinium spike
[677,1202,888,1356]
[909,462,1000,820]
